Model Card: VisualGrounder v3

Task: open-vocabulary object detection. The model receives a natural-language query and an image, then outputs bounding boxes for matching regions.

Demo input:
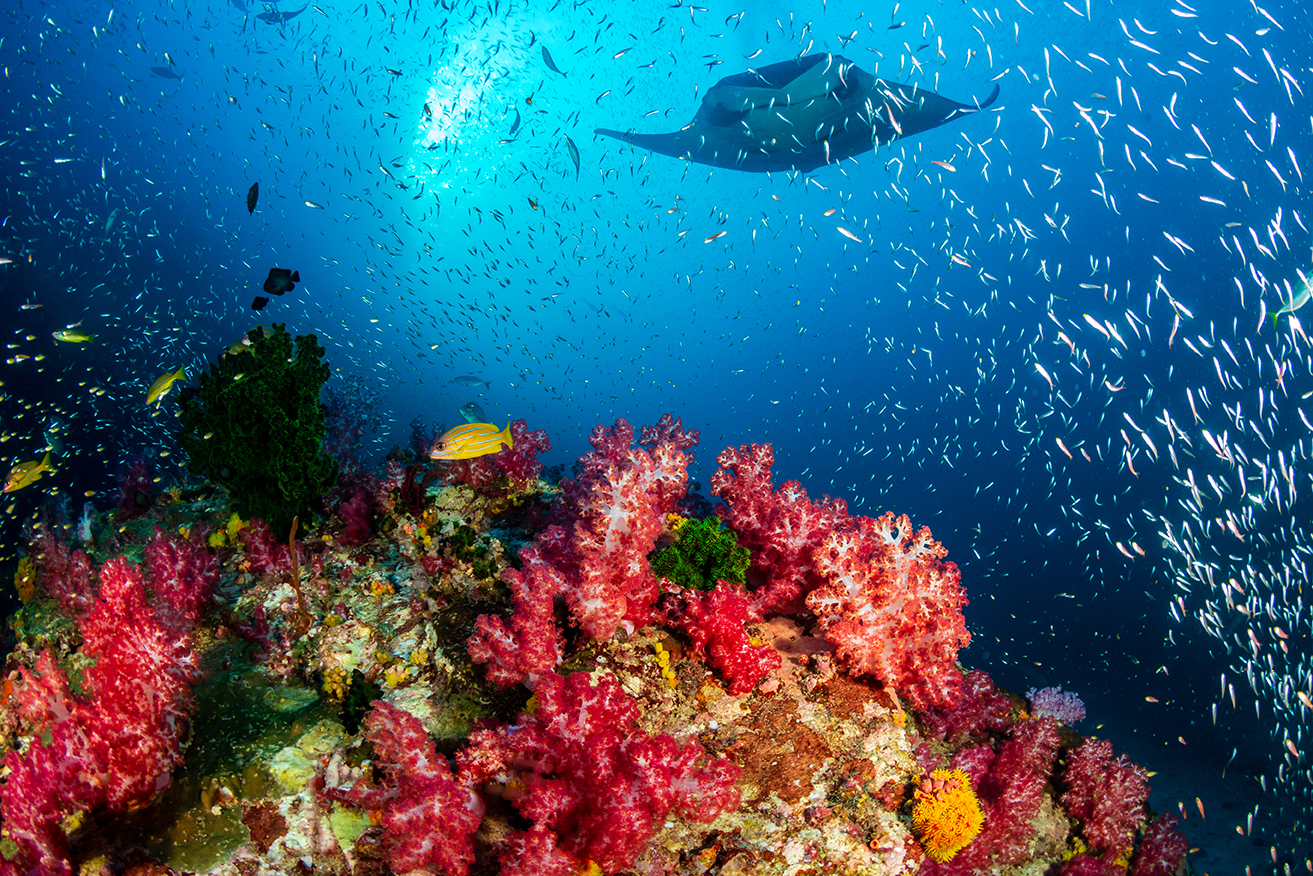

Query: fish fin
[291,270,300,282]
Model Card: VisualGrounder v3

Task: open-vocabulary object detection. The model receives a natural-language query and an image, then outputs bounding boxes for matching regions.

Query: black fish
[251,296,270,311]
[150,66,184,80]
[246,182,259,215]
[595,53,999,174]
[263,268,300,294]
[542,45,565,77]
[257,4,308,23]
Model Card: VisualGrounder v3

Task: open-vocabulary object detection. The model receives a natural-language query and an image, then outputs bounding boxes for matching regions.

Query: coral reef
[0,412,1192,876]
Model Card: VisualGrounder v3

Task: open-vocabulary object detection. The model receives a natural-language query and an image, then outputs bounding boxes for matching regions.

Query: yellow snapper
[430,422,513,460]
[52,328,93,343]
[146,366,187,405]
[224,325,275,357]
[4,452,52,493]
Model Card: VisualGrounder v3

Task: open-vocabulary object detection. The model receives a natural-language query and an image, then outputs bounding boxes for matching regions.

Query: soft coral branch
[0,531,215,876]
[806,512,969,711]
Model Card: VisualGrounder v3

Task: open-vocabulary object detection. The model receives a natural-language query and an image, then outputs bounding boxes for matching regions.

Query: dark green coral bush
[177,324,337,535]
[649,516,750,591]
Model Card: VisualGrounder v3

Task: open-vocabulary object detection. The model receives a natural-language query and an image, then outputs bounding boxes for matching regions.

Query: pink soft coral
[457,670,740,874]
[710,442,849,618]
[337,702,485,875]
[922,717,1061,874]
[665,582,780,695]
[468,417,694,687]
[1131,815,1189,876]
[467,544,566,688]
[924,669,1016,741]
[1060,737,1149,857]
[806,512,969,711]
[0,533,215,876]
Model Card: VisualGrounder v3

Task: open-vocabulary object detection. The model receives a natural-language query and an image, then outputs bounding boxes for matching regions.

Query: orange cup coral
[911,768,985,862]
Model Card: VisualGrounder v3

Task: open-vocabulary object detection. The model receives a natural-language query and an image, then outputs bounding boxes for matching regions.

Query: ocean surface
[1,0,1309,868]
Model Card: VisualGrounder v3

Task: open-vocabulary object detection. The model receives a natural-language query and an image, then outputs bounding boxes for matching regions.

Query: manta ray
[595,53,999,173]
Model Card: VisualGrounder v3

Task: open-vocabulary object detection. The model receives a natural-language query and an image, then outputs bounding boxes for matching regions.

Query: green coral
[177,324,337,536]
[649,516,750,591]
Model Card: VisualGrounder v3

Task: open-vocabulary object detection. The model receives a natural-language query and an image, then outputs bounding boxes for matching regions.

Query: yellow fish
[224,325,275,357]
[146,366,187,405]
[430,422,513,460]
[4,452,52,493]
[52,329,93,343]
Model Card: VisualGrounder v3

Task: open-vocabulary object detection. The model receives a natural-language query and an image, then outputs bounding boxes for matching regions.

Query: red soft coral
[347,702,485,876]
[711,443,849,618]
[467,544,566,688]
[665,582,780,695]
[457,670,740,874]
[29,526,95,618]
[806,512,969,711]
[923,669,1015,741]
[923,711,1062,874]
[566,442,679,639]
[1131,815,1189,876]
[1060,738,1149,857]
[0,538,209,876]
[239,517,300,575]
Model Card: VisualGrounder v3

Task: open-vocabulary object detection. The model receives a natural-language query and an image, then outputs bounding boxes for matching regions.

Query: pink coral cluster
[468,416,694,688]
[29,525,96,617]
[239,517,301,574]
[711,442,968,712]
[336,491,374,546]
[1026,685,1087,724]
[467,544,567,688]
[1131,815,1191,876]
[327,702,485,875]
[456,670,741,876]
[915,669,1182,876]
[710,442,849,617]
[664,582,781,695]
[0,530,216,876]
[1060,737,1150,857]
[923,668,1016,742]
[807,512,969,711]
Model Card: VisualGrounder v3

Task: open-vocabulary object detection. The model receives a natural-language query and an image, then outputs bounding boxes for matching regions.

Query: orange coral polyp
[911,768,985,862]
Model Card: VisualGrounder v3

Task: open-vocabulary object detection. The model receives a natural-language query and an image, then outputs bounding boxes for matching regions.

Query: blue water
[2,0,1309,867]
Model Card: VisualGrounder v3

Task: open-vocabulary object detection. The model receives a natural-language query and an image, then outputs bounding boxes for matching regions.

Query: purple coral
[1026,685,1086,724]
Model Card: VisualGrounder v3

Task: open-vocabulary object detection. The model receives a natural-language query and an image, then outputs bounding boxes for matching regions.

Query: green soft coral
[650,516,750,591]
[177,324,337,535]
